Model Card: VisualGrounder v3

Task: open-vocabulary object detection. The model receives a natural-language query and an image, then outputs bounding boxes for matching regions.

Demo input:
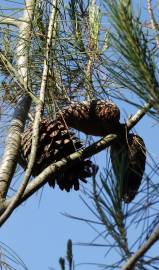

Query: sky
[1,0,159,270]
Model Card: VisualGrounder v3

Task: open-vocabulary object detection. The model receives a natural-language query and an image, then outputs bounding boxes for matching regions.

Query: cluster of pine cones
[20,100,146,202]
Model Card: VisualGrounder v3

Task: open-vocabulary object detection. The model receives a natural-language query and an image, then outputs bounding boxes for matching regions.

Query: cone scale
[21,119,97,191]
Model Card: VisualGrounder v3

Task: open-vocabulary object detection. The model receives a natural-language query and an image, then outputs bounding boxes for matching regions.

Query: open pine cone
[21,119,98,192]
[57,99,123,136]
[110,133,146,203]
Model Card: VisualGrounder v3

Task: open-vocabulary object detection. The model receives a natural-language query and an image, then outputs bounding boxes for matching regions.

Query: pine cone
[55,160,98,191]
[57,99,122,136]
[110,134,146,203]
[21,119,97,191]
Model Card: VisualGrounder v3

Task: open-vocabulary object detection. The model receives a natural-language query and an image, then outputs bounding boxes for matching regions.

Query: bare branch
[126,100,154,130]
[121,227,159,270]
[0,16,21,27]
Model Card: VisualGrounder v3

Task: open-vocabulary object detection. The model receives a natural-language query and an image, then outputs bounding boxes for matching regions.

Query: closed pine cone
[21,119,97,192]
[57,99,122,136]
[110,134,146,203]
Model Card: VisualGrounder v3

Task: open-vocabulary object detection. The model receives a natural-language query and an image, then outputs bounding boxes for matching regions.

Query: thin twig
[92,172,130,255]
[126,100,154,130]
[121,226,159,270]
[85,57,94,100]
[147,0,159,49]
[0,51,38,102]
[0,16,21,27]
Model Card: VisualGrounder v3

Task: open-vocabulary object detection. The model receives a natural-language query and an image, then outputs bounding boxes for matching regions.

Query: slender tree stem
[0,0,36,200]
[127,100,154,130]
[147,0,159,49]
[0,0,58,226]
[121,227,159,270]
[0,16,21,27]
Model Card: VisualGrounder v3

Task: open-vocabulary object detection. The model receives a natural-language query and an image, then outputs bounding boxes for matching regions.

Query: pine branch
[1,133,117,217]
[92,173,130,255]
[126,100,154,130]
[105,0,159,109]
[0,98,152,224]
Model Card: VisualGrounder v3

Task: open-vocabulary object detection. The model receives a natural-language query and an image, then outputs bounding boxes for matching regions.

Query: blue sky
[1,0,159,270]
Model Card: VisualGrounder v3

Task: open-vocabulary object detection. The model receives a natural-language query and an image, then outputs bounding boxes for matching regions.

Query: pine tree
[0,1,159,270]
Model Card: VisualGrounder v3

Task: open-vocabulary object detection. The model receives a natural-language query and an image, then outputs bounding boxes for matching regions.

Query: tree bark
[0,0,36,200]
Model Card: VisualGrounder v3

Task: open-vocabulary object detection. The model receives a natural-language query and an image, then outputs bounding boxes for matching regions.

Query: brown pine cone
[55,160,98,191]
[57,101,91,134]
[110,134,146,203]
[21,119,98,191]
[57,99,122,136]
[90,100,122,136]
